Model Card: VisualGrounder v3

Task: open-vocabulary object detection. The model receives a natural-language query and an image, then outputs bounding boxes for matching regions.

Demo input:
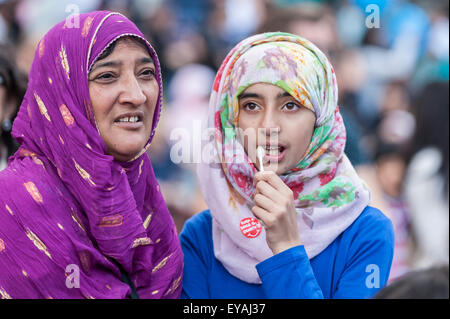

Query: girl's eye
[243,103,260,111]
[283,102,300,111]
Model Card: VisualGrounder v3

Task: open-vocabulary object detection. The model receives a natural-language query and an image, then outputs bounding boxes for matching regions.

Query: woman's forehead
[89,36,154,74]
[114,37,151,52]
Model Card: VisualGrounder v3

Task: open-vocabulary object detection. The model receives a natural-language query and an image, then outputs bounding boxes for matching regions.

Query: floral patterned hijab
[197,32,371,284]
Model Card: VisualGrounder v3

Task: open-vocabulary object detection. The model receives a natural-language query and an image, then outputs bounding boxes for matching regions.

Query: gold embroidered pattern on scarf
[24,181,43,203]
[73,159,96,186]
[26,228,52,259]
[34,93,51,122]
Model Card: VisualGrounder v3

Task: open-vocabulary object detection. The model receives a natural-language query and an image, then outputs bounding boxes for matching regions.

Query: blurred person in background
[0,0,22,44]
[0,45,26,170]
[140,0,212,84]
[258,1,340,56]
[350,0,430,130]
[12,0,101,74]
[411,0,449,89]
[374,264,449,299]
[403,81,449,271]
[358,79,417,282]
[373,140,412,283]
[333,48,371,166]
[204,0,267,68]
[146,63,214,232]
[155,63,214,231]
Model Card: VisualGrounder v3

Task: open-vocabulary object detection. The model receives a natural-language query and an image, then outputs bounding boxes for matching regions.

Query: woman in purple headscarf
[0,11,183,299]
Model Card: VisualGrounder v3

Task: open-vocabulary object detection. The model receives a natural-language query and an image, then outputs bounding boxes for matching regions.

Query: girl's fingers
[254,180,284,203]
[254,171,292,197]
[251,205,275,228]
[253,193,276,212]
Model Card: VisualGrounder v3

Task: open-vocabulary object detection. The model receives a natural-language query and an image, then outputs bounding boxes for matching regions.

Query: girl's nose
[260,110,281,136]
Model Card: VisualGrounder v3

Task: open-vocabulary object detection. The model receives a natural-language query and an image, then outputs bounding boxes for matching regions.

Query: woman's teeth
[117,116,140,123]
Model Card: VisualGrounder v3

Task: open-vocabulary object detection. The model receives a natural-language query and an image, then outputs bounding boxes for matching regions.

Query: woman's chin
[108,146,146,162]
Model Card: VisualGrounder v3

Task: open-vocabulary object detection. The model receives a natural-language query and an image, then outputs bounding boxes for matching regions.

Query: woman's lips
[114,122,144,130]
[113,112,144,130]
[113,121,144,130]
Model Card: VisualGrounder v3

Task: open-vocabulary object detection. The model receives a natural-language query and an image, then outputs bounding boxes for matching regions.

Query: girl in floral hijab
[180,32,394,298]
[0,11,183,299]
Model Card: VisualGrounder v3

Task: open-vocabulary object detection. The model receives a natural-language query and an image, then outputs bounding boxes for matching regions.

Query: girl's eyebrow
[278,91,291,98]
[238,91,291,99]
[238,92,260,99]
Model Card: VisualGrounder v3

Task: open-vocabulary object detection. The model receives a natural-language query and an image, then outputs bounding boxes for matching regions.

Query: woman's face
[88,38,159,162]
[237,83,316,175]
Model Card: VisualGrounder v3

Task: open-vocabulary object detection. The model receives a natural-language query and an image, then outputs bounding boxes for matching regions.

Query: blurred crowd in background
[1,0,448,288]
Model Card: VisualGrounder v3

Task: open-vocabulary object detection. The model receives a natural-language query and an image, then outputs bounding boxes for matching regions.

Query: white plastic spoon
[257,146,265,172]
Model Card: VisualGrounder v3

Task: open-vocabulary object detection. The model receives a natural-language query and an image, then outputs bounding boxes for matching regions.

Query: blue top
[179,206,394,299]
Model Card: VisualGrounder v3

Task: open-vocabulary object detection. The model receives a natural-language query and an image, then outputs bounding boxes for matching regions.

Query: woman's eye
[243,103,260,111]
[140,69,155,78]
[283,102,300,111]
[96,73,115,80]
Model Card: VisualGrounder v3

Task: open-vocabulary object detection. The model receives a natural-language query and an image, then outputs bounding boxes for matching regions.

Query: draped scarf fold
[197,32,371,284]
[0,11,183,298]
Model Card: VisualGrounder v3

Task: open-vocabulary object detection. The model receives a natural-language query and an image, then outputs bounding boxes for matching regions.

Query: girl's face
[88,38,159,162]
[237,83,316,175]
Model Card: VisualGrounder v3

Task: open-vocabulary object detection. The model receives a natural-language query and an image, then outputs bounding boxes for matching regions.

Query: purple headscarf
[0,11,183,299]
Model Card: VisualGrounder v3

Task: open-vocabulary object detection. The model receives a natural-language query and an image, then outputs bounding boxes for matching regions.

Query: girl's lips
[263,148,287,163]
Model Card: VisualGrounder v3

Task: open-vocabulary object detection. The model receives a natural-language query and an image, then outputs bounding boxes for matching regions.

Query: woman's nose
[118,75,147,106]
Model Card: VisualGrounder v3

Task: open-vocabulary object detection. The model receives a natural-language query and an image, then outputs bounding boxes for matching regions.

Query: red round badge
[240,217,262,238]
